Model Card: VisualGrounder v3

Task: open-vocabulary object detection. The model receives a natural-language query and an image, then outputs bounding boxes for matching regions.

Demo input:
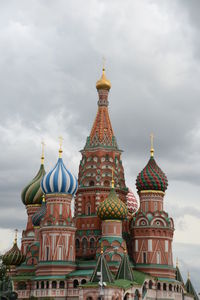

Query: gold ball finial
[42,194,45,203]
[59,136,63,158]
[188,271,190,280]
[100,244,104,255]
[41,141,45,165]
[111,167,115,188]
[150,133,154,157]
[14,229,18,245]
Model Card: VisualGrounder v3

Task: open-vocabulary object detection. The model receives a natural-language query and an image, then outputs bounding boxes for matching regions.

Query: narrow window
[59,203,63,216]
[157,251,161,264]
[165,240,168,252]
[148,240,152,252]
[46,246,49,261]
[145,202,148,212]
[143,252,147,264]
[135,240,138,252]
[58,246,62,260]
[50,203,53,215]
[154,201,158,211]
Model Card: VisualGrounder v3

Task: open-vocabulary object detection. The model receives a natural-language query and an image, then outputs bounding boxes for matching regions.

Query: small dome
[32,196,47,227]
[97,188,127,220]
[41,158,78,195]
[96,68,111,91]
[136,156,168,192]
[126,188,138,215]
[21,164,46,205]
[3,239,25,266]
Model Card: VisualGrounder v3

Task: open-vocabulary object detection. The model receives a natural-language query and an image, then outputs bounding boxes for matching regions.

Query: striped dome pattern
[32,198,47,227]
[126,188,138,215]
[21,164,46,205]
[3,243,25,266]
[136,157,168,192]
[97,188,128,220]
[41,158,78,195]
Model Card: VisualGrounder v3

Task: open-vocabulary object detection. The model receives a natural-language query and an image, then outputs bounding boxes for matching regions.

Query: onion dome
[96,67,111,91]
[126,188,138,215]
[32,195,47,227]
[41,140,78,195]
[21,145,46,205]
[136,135,168,193]
[97,180,127,220]
[3,230,25,266]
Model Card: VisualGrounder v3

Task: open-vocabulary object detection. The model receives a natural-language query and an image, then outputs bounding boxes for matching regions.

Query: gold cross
[41,140,45,164]
[150,133,154,157]
[14,229,18,244]
[59,136,63,158]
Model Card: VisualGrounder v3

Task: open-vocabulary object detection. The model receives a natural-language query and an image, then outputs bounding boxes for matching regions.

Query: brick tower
[131,135,175,278]
[75,68,127,259]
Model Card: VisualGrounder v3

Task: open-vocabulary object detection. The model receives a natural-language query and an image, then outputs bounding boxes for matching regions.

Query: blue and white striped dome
[41,158,78,195]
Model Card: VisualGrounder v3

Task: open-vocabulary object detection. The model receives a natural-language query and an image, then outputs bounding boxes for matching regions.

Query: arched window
[90,238,95,249]
[82,238,88,252]
[134,290,140,300]
[143,252,147,264]
[163,283,167,291]
[86,203,91,215]
[177,285,179,292]
[46,281,49,289]
[73,279,79,288]
[52,281,57,289]
[41,281,44,289]
[142,282,147,298]
[169,284,172,291]
[87,297,93,300]
[157,282,161,290]
[36,282,39,289]
[104,180,110,187]
[75,239,80,249]
[81,279,87,285]
[59,281,65,289]
[89,180,94,186]
[17,282,26,290]
[149,280,153,289]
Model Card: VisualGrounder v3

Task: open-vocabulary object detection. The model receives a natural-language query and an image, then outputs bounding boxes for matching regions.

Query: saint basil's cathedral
[1,68,199,300]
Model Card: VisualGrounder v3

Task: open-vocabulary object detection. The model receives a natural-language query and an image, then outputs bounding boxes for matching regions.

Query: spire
[90,248,114,283]
[176,257,178,267]
[150,133,154,157]
[185,276,199,300]
[14,229,18,245]
[59,136,63,158]
[175,259,184,285]
[41,141,45,165]
[115,249,134,281]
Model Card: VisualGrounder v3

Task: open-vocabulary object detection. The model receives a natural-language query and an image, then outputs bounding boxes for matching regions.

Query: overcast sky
[0,0,200,292]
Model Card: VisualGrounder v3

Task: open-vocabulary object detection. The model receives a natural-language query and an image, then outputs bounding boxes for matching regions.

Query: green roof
[185,278,199,300]
[67,269,93,277]
[34,275,66,280]
[90,253,114,283]
[132,270,151,285]
[116,254,134,281]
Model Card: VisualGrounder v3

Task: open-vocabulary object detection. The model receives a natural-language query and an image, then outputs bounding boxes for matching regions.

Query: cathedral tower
[75,68,127,258]
[131,135,175,278]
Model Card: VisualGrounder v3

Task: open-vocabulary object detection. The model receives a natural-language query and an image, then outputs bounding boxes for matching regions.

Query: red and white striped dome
[126,188,138,215]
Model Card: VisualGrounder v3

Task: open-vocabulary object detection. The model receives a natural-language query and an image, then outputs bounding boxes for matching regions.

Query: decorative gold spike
[14,229,18,245]
[150,133,154,157]
[41,141,45,165]
[111,167,115,188]
[102,56,106,70]
[59,136,63,158]
[176,257,179,267]
[188,271,190,280]
[42,194,45,203]
[100,244,104,254]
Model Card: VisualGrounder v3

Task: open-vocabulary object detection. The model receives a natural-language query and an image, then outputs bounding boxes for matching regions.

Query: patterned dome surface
[3,242,25,266]
[136,156,168,192]
[41,158,78,195]
[126,188,138,215]
[97,188,128,220]
[32,198,47,227]
[21,164,46,205]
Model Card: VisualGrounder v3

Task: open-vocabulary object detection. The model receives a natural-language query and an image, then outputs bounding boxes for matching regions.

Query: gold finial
[124,247,127,254]
[150,133,154,157]
[188,271,190,280]
[111,168,115,188]
[176,257,179,267]
[14,229,18,245]
[102,56,106,70]
[42,194,45,203]
[59,136,63,158]
[100,244,104,255]
[41,141,45,165]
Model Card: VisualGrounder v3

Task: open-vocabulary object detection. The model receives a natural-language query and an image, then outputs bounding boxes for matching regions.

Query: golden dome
[96,68,111,91]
